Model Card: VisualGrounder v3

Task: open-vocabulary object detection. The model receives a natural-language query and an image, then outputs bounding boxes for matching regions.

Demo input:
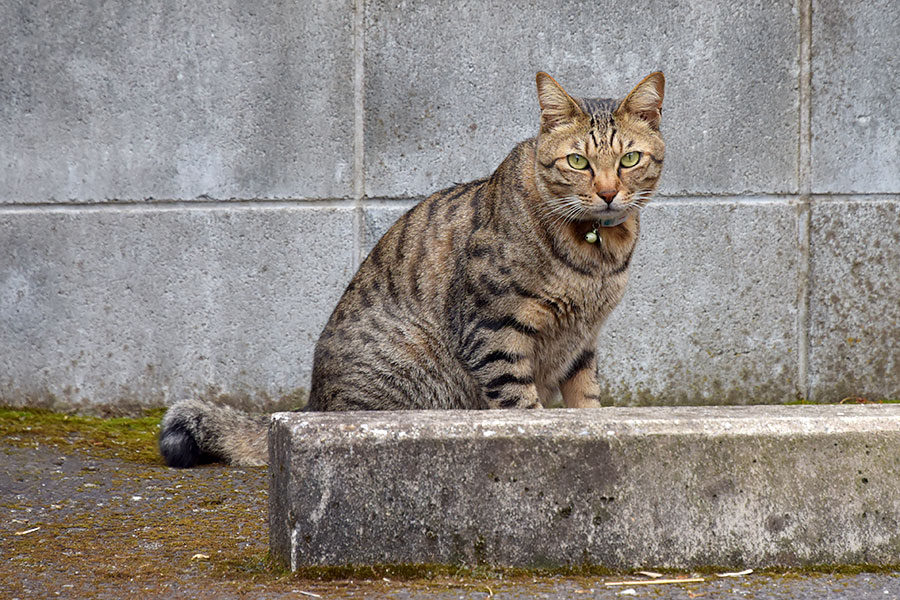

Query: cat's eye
[566,153,589,170]
[620,151,642,168]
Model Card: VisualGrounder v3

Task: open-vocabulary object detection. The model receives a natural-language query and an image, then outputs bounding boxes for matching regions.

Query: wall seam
[797,0,813,401]
[4,194,896,215]
[352,0,366,271]
[6,193,900,215]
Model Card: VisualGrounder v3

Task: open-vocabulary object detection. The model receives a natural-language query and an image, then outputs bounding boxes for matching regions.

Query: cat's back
[365,176,491,299]
[307,176,493,411]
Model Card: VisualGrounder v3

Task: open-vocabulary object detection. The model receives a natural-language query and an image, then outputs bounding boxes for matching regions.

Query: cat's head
[533,72,665,226]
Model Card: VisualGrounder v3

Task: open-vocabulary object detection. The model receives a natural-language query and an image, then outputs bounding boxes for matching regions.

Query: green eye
[620,151,642,168]
[566,153,589,170]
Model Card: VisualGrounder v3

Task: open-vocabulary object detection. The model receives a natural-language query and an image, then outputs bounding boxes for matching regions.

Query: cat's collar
[584,214,628,244]
[596,214,628,228]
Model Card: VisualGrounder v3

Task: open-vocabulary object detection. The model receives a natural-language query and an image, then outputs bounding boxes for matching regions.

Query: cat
[158,71,665,468]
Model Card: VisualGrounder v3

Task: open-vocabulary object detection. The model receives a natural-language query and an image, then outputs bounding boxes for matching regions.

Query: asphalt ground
[3,408,900,599]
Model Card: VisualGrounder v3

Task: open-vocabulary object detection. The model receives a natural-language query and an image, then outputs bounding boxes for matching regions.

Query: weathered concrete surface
[0,0,354,202]
[269,405,900,569]
[807,199,900,401]
[0,206,355,411]
[812,0,900,194]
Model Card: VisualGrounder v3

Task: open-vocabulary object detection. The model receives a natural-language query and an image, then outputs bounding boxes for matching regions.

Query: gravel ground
[3,410,900,599]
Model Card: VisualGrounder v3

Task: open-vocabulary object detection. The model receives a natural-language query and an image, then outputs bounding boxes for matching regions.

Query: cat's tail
[158,399,270,468]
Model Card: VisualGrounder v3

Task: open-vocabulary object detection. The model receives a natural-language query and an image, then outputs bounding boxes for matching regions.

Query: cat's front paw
[488,388,543,410]
[566,396,602,408]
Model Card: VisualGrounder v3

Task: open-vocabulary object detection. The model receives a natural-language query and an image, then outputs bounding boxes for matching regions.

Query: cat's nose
[597,190,617,205]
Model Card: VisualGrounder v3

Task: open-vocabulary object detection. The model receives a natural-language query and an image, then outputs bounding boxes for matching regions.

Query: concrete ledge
[268,405,900,570]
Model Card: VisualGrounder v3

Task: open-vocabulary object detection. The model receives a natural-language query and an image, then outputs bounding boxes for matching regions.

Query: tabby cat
[159,71,665,467]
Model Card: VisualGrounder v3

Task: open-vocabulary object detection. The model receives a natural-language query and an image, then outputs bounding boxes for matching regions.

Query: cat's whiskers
[543,196,583,216]
[544,196,584,221]
[624,190,655,214]
[543,196,589,238]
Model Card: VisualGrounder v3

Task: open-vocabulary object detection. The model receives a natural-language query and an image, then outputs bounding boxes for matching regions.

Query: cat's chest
[528,267,630,336]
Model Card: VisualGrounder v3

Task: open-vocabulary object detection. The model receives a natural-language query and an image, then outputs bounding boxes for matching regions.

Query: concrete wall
[1,0,897,412]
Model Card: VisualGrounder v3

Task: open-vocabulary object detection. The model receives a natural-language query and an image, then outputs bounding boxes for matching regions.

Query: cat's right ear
[617,72,665,130]
[536,72,583,132]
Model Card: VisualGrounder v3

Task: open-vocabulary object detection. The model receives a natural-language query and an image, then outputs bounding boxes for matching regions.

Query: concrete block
[0,0,354,203]
[364,0,798,198]
[269,405,900,569]
[808,198,900,401]
[595,199,801,405]
[0,206,355,411]
[812,0,900,193]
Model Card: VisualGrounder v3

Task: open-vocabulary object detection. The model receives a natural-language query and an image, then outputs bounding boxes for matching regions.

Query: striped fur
[159,72,665,466]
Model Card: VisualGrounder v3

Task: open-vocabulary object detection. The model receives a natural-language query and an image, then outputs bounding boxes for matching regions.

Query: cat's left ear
[617,72,665,130]
[536,72,584,132]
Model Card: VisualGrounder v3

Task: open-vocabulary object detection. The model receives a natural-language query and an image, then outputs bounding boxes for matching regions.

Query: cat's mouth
[543,194,644,227]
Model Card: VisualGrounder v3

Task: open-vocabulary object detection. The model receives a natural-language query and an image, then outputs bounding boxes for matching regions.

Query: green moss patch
[0,406,166,464]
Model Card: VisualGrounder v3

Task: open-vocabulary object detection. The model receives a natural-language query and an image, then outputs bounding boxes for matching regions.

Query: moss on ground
[0,406,166,465]
[786,398,900,405]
